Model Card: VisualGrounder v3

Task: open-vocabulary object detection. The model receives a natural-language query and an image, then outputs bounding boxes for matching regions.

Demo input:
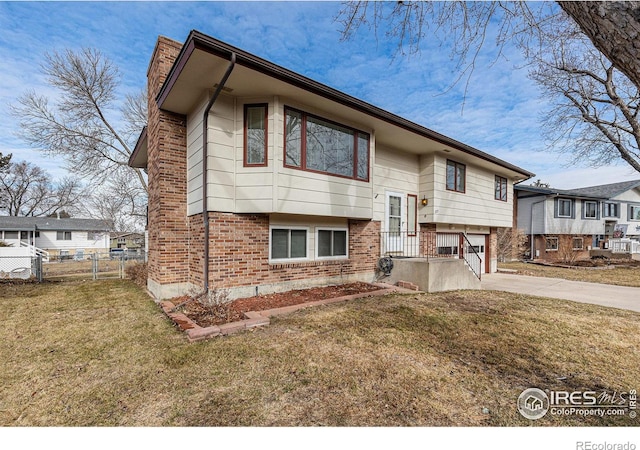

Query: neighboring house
[515,180,640,260]
[129,31,534,300]
[110,232,145,250]
[0,216,111,260]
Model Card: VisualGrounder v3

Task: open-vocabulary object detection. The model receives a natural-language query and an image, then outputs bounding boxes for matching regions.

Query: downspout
[202,53,236,294]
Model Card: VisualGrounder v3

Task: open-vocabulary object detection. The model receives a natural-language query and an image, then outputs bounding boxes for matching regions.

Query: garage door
[465,234,487,274]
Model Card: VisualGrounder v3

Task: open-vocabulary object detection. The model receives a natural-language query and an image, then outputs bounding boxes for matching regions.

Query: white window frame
[546,236,559,251]
[269,226,310,263]
[316,227,349,260]
[583,200,598,219]
[630,204,640,221]
[603,202,619,218]
[557,199,572,218]
[56,231,72,241]
[572,237,584,250]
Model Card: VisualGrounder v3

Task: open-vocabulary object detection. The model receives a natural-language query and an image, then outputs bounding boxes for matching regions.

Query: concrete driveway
[481,273,640,313]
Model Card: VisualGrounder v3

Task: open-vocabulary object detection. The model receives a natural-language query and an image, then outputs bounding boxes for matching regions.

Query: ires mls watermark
[517,387,637,420]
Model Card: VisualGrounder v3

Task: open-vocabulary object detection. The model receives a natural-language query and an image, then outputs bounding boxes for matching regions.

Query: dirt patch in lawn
[175,282,383,328]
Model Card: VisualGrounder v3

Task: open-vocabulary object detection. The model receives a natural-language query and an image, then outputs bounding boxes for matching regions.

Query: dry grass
[1,280,638,426]
[499,261,640,287]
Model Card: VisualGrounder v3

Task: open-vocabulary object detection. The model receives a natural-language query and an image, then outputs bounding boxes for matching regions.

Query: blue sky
[1,0,639,188]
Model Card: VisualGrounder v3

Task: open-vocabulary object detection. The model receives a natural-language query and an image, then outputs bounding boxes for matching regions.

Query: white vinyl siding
[430,155,513,228]
[373,146,419,225]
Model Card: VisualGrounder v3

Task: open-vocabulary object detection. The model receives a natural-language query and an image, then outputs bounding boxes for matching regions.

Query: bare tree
[0,160,84,217]
[496,227,527,262]
[11,48,148,199]
[0,152,10,171]
[530,25,640,173]
[80,171,147,232]
[336,1,640,174]
[558,1,640,92]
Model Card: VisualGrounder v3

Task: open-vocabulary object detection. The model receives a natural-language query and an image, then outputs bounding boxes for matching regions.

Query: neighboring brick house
[515,180,640,261]
[129,31,534,300]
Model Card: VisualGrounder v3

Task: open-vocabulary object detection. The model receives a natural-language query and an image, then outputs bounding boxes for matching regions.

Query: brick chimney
[146,36,189,298]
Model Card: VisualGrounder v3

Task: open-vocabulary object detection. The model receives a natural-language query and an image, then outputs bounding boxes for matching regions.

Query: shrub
[125,262,147,288]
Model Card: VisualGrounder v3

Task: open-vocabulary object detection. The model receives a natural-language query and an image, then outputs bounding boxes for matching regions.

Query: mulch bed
[174,282,383,328]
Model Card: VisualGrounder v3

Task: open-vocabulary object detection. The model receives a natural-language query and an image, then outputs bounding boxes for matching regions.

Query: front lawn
[498,261,640,287]
[1,279,638,426]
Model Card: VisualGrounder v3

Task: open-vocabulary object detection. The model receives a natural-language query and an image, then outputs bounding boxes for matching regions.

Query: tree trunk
[558,1,640,89]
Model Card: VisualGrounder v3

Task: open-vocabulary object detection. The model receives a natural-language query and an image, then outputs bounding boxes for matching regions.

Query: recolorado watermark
[517,387,637,420]
[576,442,636,450]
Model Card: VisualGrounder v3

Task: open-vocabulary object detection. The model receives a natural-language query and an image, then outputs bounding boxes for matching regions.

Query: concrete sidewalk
[481,273,640,313]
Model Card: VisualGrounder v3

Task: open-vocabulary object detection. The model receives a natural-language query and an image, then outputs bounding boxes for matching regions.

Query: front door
[385,192,404,253]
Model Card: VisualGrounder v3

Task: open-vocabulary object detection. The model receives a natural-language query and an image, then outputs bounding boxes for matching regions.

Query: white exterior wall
[611,188,640,236]
[543,199,604,235]
[35,231,109,252]
[430,155,514,228]
[517,196,546,234]
[187,95,374,219]
[372,146,419,228]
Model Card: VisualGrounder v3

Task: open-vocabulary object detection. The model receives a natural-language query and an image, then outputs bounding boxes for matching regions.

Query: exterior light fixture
[421,197,428,206]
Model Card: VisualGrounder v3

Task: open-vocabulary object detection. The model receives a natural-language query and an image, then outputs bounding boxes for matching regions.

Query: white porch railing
[609,238,640,254]
[20,241,50,262]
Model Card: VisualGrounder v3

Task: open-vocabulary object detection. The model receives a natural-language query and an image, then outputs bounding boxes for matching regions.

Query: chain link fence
[0,250,146,282]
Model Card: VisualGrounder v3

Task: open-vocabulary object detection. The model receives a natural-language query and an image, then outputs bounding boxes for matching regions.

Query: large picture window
[270,228,307,261]
[284,107,369,181]
[244,104,268,166]
[446,160,465,193]
[317,229,348,259]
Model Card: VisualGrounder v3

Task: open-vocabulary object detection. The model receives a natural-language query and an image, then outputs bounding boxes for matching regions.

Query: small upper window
[56,231,72,241]
[583,200,598,219]
[446,160,465,193]
[244,104,268,166]
[495,176,507,202]
[556,199,573,218]
[630,205,640,221]
[603,202,619,218]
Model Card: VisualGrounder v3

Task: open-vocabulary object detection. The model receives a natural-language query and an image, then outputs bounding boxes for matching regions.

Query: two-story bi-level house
[515,180,640,260]
[129,31,534,300]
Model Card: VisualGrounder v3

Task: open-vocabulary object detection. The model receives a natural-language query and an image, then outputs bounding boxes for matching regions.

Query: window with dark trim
[494,175,507,201]
[582,200,599,219]
[244,104,268,166]
[630,204,640,221]
[284,107,369,181]
[603,202,620,218]
[56,231,72,241]
[555,198,574,218]
[446,160,465,193]
[317,229,348,258]
[407,194,417,236]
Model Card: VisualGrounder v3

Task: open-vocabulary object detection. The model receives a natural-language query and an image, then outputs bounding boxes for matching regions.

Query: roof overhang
[129,127,148,169]
[155,30,535,180]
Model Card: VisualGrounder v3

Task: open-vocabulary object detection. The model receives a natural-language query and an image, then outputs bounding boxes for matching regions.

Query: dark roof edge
[156,30,535,179]
[129,126,147,168]
[515,184,608,200]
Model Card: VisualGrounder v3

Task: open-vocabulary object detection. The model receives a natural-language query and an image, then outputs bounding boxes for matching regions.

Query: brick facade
[201,213,380,296]
[532,234,593,262]
[147,37,189,289]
